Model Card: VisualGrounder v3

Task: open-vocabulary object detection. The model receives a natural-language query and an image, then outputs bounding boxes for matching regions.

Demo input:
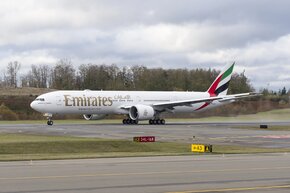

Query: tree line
[0,59,254,93]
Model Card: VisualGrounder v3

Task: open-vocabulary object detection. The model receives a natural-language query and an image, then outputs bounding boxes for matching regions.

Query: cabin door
[56,96,62,106]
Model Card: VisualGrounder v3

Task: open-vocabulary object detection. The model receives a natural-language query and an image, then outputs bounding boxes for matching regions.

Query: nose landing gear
[47,119,53,126]
[44,113,53,126]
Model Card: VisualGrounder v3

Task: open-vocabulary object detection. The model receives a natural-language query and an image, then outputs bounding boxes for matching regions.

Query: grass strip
[0,134,289,161]
[0,133,190,161]
[212,145,290,154]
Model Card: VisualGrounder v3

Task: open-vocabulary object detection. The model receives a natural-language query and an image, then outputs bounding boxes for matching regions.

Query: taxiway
[0,122,290,192]
[0,154,290,193]
[0,121,290,148]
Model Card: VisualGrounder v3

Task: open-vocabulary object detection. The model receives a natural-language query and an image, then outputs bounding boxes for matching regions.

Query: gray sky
[0,0,289,90]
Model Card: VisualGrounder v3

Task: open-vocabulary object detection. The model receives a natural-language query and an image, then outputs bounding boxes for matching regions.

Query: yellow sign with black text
[191,144,212,153]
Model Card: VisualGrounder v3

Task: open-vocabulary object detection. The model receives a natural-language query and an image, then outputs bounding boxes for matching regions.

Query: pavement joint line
[0,154,282,167]
[166,184,290,193]
[0,166,290,181]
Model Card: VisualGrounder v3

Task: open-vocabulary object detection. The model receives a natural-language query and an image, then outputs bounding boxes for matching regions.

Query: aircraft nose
[30,101,36,110]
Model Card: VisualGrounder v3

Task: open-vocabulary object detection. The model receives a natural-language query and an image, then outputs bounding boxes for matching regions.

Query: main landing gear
[122,119,139,124]
[149,119,165,125]
[122,118,166,125]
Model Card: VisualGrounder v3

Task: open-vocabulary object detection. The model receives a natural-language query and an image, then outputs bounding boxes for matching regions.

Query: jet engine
[83,114,107,120]
[129,105,155,120]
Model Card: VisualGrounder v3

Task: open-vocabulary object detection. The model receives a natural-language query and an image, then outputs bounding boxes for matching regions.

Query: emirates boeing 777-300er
[30,62,258,125]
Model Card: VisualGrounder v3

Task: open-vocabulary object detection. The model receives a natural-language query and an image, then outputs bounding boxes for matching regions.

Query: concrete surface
[0,154,290,193]
[1,121,290,148]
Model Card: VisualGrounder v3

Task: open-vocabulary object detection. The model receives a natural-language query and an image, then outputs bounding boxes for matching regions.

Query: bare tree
[0,74,3,87]
[20,64,50,88]
[51,58,75,89]
[20,74,29,87]
[39,65,50,88]
[6,61,21,88]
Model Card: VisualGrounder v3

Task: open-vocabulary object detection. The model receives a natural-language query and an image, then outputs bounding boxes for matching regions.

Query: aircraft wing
[217,92,262,102]
[118,96,224,111]
[152,92,260,110]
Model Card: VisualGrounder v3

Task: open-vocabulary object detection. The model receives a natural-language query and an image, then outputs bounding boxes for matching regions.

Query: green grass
[0,133,190,161]
[171,108,290,122]
[0,134,289,161]
[213,145,290,154]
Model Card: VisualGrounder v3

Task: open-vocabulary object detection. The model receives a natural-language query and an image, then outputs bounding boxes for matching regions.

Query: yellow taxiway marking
[0,166,290,181]
[167,184,290,193]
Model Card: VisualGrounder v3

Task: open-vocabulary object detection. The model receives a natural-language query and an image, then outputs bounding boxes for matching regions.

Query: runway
[1,121,290,148]
[0,154,290,193]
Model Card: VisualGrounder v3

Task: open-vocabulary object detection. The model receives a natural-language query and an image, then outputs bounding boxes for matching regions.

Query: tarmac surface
[1,121,290,148]
[0,154,290,193]
[0,121,290,192]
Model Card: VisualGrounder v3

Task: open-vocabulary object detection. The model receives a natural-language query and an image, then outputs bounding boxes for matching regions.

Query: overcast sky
[0,0,289,90]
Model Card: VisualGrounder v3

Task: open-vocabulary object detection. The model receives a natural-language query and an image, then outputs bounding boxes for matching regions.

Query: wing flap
[218,92,261,102]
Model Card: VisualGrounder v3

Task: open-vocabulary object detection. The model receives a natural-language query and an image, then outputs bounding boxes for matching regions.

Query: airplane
[30,62,259,125]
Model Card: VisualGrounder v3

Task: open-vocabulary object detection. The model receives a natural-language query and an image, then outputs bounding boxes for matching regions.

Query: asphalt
[0,122,290,192]
[0,154,290,193]
[1,121,290,148]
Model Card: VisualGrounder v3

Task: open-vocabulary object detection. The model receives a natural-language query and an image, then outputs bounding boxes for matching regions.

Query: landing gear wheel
[122,119,139,125]
[47,120,53,126]
[149,119,166,125]
[44,113,54,126]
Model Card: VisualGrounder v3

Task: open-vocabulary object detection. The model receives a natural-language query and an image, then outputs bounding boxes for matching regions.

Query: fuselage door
[56,96,62,106]
[136,96,141,103]
[172,95,178,102]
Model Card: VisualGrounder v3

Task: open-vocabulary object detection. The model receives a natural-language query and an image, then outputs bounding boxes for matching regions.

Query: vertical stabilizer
[207,62,235,96]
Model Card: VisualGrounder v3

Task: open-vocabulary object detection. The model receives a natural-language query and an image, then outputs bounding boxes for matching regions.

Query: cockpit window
[35,98,45,101]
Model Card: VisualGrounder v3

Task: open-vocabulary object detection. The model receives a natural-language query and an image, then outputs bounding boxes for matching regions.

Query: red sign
[133,136,155,142]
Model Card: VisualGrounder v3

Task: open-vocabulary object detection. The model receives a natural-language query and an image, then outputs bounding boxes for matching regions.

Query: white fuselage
[30,90,224,115]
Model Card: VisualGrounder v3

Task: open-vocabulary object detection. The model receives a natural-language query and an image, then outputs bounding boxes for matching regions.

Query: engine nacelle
[129,105,155,120]
[83,114,107,120]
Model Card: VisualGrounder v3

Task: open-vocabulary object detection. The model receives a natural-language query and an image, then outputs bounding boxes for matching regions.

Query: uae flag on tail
[207,62,235,96]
